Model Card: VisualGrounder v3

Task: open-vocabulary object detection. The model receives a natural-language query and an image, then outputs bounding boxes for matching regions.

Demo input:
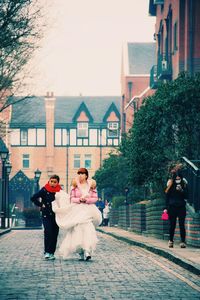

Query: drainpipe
[66,146,69,193]
[189,0,194,75]
[100,128,102,167]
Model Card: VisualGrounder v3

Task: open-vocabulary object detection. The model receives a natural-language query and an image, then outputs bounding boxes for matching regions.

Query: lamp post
[124,187,129,205]
[0,139,9,229]
[34,169,41,193]
[124,187,130,229]
[5,161,12,228]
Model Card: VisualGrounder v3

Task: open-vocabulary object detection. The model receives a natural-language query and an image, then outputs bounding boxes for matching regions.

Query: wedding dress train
[52,190,102,259]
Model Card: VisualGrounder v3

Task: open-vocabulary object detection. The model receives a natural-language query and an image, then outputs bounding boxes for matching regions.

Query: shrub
[111,196,126,208]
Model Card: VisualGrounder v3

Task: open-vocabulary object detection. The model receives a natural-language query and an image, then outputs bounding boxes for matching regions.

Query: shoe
[84,251,91,261]
[44,252,51,259]
[168,241,174,248]
[180,242,186,248]
[48,254,55,260]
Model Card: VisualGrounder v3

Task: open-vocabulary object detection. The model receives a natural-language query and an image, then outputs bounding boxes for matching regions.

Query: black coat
[31,187,56,217]
[166,180,188,209]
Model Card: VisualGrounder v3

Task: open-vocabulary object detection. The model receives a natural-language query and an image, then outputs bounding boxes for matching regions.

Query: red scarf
[44,183,62,193]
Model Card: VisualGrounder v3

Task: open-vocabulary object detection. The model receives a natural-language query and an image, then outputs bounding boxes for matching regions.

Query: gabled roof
[10,170,32,191]
[127,42,156,75]
[72,102,94,123]
[54,96,121,124]
[103,102,120,122]
[10,96,121,126]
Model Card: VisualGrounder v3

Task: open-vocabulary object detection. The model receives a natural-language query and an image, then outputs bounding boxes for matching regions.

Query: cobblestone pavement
[0,230,200,300]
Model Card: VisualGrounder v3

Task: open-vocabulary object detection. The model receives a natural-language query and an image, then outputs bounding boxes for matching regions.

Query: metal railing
[182,156,200,212]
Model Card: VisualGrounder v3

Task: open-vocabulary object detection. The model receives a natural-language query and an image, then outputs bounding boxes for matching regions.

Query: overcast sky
[25,0,156,97]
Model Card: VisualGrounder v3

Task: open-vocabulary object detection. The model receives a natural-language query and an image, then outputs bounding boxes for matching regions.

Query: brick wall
[129,203,146,233]
[109,208,119,227]
[145,199,168,239]
[109,200,200,247]
[175,205,200,247]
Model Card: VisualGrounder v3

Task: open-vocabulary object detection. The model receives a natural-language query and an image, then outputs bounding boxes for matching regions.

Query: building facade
[121,42,156,132]
[149,0,200,88]
[9,94,121,208]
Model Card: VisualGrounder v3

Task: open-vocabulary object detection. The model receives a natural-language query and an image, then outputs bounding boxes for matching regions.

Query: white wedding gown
[52,190,102,259]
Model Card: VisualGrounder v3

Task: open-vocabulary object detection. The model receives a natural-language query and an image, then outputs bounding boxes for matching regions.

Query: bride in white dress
[52,168,102,261]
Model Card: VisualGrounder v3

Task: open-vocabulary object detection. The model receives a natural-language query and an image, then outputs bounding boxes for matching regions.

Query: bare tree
[0,0,44,113]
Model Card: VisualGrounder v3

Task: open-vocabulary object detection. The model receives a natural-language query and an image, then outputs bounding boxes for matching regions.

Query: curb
[12,226,43,230]
[0,228,11,236]
[97,228,200,276]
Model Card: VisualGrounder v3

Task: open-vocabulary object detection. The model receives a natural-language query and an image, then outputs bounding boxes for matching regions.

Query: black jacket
[166,180,188,209]
[31,187,56,217]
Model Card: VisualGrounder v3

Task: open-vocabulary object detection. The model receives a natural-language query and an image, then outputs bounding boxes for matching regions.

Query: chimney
[44,92,56,176]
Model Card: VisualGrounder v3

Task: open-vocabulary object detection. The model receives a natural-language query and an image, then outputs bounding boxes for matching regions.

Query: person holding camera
[164,171,188,248]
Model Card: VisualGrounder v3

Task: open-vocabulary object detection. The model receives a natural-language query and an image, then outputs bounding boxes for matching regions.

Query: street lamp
[124,187,129,205]
[0,139,9,229]
[5,161,12,228]
[5,161,12,175]
[34,169,41,192]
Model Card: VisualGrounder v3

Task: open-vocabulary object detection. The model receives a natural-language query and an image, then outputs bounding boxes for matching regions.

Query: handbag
[161,211,169,220]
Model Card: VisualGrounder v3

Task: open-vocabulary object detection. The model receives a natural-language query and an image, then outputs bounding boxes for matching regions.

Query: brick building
[121,42,156,132]
[149,0,200,87]
[122,1,200,132]
[9,94,121,209]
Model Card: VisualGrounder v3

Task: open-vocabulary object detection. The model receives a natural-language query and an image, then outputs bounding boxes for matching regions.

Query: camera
[176,184,182,191]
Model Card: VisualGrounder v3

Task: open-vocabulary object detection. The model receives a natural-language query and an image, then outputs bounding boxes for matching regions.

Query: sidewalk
[0,228,11,236]
[97,226,200,276]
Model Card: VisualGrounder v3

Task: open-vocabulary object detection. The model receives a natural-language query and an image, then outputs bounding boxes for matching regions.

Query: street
[0,230,200,300]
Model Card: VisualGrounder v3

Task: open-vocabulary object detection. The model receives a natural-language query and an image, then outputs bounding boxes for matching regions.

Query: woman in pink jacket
[54,168,102,261]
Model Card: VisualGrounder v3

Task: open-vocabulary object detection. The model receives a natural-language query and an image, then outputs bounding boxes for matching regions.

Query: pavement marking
[129,245,200,293]
[147,255,200,293]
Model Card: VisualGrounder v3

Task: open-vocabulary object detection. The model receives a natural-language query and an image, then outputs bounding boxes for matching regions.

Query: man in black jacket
[31,174,61,260]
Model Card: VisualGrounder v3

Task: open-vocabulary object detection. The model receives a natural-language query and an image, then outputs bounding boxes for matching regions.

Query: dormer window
[107,122,119,137]
[77,122,88,138]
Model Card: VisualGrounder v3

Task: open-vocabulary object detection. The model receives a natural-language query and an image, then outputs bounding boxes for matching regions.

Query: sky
[25,0,156,97]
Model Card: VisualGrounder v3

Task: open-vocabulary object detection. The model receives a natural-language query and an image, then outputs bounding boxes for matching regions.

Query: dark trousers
[103,218,109,226]
[42,216,59,254]
[168,206,186,242]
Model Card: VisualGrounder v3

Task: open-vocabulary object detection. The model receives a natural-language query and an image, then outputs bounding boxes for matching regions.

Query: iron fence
[182,156,200,212]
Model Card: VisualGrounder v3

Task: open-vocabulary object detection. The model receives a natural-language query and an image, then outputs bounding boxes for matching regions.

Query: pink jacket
[70,185,98,204]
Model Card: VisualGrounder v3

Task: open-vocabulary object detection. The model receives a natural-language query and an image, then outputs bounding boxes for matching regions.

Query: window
[174,22,178,51]
[37,129,45,145]
[89,129,97,145]
[21,130,28,145]
[55,129,62,145]
[77,123,88,137]
[74,154,80,168]
[55,129,68,146]
[22,154,29,168]
[28,129,36,145]
[107,122,119,137]
[84,154,91,169]
[11,129,20,145]
[11,128,45,146]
